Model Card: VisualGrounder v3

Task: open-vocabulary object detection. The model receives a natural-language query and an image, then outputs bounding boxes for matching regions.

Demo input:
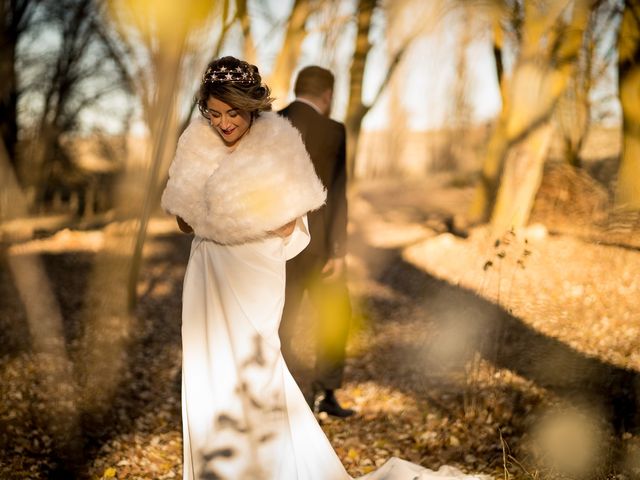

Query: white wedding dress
[180,216,488,480]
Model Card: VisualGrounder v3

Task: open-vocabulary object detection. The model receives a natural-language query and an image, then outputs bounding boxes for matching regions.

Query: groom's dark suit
[278,100,351,394]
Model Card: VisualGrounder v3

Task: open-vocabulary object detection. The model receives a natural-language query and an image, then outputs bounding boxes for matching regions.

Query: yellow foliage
[312,279,352,359]
[102,467,117,478]
[347,448,360,460]
[107,0,212,43]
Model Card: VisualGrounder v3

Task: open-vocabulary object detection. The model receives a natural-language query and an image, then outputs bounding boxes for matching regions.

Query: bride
[161,56,489,480]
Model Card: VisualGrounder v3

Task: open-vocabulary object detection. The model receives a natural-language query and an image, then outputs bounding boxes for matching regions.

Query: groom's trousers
[280,251,351,392]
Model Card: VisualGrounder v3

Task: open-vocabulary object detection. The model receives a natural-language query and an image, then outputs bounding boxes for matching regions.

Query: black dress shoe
[317,390,354,418]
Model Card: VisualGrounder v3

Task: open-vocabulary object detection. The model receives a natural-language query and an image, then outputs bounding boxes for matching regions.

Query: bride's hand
[270,219,296,238]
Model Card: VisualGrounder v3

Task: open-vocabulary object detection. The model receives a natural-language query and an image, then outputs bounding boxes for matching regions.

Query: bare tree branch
[367,32,418,114]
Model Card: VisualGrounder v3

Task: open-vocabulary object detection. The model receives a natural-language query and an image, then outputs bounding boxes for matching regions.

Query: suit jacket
[278,101,347,261]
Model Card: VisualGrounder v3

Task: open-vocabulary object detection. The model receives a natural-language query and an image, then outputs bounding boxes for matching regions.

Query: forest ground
[0,170,639,480]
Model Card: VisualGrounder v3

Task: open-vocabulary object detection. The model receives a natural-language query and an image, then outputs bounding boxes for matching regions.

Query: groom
[278,66,354,418]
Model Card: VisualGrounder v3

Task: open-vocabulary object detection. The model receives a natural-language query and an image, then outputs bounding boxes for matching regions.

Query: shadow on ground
[370,248,640,434]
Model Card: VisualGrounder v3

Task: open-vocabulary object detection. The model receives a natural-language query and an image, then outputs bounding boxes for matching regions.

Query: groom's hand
[321,257,346,282]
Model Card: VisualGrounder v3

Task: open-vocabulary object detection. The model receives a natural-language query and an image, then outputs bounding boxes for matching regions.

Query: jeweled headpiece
[203,65,257,85]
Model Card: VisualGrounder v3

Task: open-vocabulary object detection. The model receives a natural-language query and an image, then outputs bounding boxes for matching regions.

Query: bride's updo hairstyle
[197,56,273,119]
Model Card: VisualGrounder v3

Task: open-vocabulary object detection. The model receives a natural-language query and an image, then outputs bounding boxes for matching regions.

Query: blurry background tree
[490,0,594,231]
[343,0,439,178]
[555,0,620,169]
[0,0,40,168]
[467,0,616,231]
[616,0,640,209]
[2,1,122,216]
[236,0,257,64]
[267,0,321,106]
[1,0,130,218]
[24,0,132,215]
[434,2,474,172]
[0,0,39,224]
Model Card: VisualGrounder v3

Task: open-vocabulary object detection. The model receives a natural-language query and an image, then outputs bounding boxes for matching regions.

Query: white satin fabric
[180,216,488,480]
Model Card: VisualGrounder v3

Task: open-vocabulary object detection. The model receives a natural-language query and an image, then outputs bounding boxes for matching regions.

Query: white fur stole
[160,112,326,244]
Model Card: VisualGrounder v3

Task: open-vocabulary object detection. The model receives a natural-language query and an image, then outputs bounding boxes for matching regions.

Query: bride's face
[204,96,252,147]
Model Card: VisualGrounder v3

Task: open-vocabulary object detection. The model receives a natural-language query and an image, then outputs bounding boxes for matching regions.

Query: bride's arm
[176,216,193,234]
[270,219,296,238]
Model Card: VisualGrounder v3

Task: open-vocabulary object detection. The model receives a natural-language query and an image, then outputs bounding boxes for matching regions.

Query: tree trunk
[345,107,367,179]
[0,139,27,222]
[467,113,510,224]
[557,80,588,170]
[491,1,591,230]
[616,1,640,209]
[491,9,506,107]
[556,2,608,170]
[0,0,21,167]
[490,122,554,231]
[562,136,582,168]
[236,0,257,65]
[345,0,376,179]
[469,0,592,227]
[467,9,511,225]
[268,0,313,108]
